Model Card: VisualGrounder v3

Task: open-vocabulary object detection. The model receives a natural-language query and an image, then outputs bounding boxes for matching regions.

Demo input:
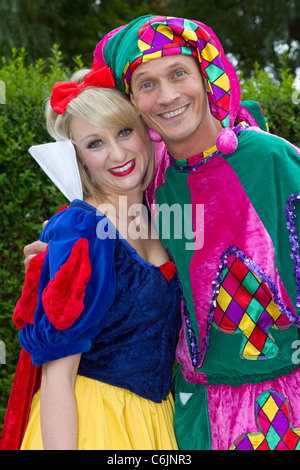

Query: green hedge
[240,55,300,146]
[0,47,84,433]
[0,48,299,436]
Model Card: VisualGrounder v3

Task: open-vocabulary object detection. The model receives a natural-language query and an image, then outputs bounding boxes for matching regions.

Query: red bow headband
[50,65,115,114]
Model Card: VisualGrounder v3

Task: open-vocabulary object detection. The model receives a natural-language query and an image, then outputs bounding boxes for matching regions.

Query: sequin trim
[192,245,299,369]
[285,193,300,318]
[165,249,199,368]
[168,122,248,172]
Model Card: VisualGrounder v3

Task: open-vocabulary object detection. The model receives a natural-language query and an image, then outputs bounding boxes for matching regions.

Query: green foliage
[0,46,84,434]
[0,0,170,68]
[1,1,299,78]
[240,54,300,146]
[0,45,299,438]
[170,0,300,78]
[94,0,170,33]
[0,0,99,67]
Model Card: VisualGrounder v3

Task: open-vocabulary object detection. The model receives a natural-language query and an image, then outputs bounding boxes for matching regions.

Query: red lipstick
[108,159,136,177]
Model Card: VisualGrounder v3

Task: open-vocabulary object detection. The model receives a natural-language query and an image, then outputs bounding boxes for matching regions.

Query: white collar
[29,140,83,202]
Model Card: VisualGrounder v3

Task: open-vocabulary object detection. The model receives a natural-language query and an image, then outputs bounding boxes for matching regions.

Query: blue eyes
[141,82,153,89]
[140,70,187,90]
[88,140,101,149]
[119,128,133,137]
[87,128,133,149]
[175,70,186,78]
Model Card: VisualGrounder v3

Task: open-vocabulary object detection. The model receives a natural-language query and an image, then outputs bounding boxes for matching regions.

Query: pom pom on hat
[216,127,238,154]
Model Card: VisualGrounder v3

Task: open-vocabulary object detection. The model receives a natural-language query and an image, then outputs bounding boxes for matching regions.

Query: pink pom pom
[148,127,162,142]
[216,127,238,154]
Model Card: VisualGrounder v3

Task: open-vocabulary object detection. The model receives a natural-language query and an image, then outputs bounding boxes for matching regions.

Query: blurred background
[0,0,299,77]
[1,0,300,438]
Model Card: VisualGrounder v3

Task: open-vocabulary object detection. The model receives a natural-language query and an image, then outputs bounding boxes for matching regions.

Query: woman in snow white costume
[0,66,181,450]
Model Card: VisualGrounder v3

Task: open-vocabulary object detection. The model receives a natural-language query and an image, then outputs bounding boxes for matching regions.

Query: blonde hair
[46,69,155,203]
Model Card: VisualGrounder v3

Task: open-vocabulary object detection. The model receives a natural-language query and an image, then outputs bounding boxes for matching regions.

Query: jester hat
[94,15,243,153]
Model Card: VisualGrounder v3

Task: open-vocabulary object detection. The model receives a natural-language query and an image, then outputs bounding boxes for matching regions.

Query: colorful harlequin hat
[94,15,242,154]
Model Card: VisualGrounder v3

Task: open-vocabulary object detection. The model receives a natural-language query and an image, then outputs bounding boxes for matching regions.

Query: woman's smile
[108,159,136,177]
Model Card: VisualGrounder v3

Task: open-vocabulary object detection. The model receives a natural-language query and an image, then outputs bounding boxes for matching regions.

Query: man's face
[130,55,211,155]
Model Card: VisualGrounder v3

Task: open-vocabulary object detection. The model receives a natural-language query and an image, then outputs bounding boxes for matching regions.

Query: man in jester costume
[92,15,300,450]
[2,14,300,451]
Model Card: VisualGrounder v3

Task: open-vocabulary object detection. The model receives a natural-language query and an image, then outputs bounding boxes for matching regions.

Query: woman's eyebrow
[79,134,100,145]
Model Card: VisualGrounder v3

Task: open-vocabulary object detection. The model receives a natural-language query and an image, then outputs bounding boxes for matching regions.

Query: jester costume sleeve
[93,15,300,450]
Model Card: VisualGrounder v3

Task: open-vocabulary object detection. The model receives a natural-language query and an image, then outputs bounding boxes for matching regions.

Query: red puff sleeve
[42,238,92,330]
[13,250,48,329]
[17,204,116,367]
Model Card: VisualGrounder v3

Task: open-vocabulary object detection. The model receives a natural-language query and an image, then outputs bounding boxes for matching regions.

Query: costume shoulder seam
[245,127,300,155]
[40,204,96,243]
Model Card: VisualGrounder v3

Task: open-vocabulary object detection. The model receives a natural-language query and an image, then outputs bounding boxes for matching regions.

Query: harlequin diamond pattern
[123,16,231,127]
[213,255,290,359]
[230,389,300,450]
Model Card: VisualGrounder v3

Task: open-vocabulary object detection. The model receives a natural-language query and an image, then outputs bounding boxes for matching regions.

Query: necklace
[168,122,248,173]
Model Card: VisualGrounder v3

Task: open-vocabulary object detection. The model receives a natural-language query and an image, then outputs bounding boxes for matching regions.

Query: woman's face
[70,117,150,198]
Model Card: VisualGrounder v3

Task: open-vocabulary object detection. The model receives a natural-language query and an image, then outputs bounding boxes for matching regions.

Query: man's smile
[159,105,188,119]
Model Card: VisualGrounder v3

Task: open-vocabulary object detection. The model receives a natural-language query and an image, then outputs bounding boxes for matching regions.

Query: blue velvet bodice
[19,200,182,403]
[78,236,181,402]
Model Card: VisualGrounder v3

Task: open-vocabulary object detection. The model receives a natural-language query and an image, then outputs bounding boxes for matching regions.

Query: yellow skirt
[21,375,178,450]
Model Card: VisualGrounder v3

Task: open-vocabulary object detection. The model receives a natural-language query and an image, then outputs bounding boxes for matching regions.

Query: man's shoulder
[239,100,269,132]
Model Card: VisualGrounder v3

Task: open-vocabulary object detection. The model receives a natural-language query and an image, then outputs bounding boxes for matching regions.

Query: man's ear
[203,76,210,93]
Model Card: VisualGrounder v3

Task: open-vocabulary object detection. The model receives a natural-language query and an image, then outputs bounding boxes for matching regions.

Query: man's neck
[166,116,222,160]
